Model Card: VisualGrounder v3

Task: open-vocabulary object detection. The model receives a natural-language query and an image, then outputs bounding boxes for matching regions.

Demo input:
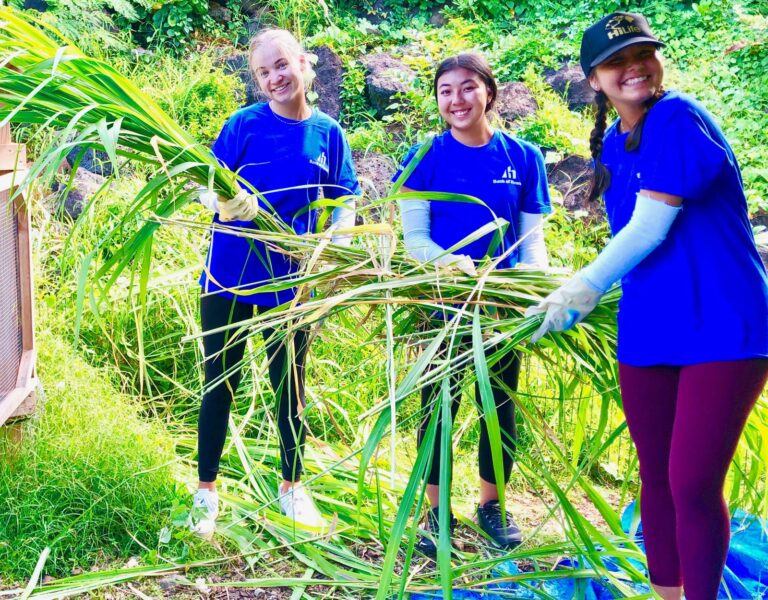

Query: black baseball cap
[580,12,664,77]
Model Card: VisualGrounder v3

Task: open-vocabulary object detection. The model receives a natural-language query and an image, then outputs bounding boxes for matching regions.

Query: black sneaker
[415,506,457,558]
[477,500,522,548]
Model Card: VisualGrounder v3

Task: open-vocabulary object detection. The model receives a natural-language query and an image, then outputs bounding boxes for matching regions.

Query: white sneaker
[190,489,219,539]
[277,484,326,529]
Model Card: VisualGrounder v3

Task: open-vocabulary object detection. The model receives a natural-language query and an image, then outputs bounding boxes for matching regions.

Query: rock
[752,211,768,269]
[751,210,768,229]
[758,245,768,269]
[240,0,263,18]
[208,0,232,23]
[52,169,106,221]
[546,154,603,220]
[352,150,397,223]
[429,8,448,27]
[23,0,48,10]
[158,574,189,594]
[360,0,389,25]
[494,82,538,123]
[544,63,595,111]
[310,46,344,121]
[220,51,265,106]
[66,146,113,177]
[361,53,416,117]
[236,18,264,47]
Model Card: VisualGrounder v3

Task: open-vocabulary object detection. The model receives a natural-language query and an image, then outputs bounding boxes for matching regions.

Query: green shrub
[130,0,214,54]
[34,172,206,417]
[127,51,245,144]
[514,68,592,156]
[33,0,136,54]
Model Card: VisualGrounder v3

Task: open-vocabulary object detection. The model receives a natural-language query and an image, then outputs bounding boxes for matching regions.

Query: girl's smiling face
[251,40,306,108]
[590,43,664,123]
[436,67,492,136]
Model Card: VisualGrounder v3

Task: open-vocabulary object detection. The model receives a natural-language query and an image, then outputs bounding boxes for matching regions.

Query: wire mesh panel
[0,188,22,401]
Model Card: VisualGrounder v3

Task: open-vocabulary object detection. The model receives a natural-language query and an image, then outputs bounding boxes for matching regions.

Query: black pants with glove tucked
[198,293,309,483]
[418,338,521,486]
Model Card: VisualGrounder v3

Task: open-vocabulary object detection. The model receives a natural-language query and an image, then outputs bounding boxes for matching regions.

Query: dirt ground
[6,485,623,599]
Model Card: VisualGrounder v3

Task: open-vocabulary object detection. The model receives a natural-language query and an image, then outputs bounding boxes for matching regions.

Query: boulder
[361,53,416,117]
[220,51,265,106]
[546,154,603,220]
[751,210,768,229]
[353,150,397,196]
[310,46,344,121]
[66,146,113,177]
[236,18,264,47]
[429,8,448,27]
[23,0,48,10]
[208,1,232,24]
[494,82,538,123]
[359,0,389,25]
[240,0,263,18]
[544,64,595,111]
[351,151,397,224]
[759,245,768,270]
[752,211,768,269]
[52,170,106,221]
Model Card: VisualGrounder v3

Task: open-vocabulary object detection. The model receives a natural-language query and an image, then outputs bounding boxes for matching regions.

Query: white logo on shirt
[493,164,521,185]
[310,151,329,172]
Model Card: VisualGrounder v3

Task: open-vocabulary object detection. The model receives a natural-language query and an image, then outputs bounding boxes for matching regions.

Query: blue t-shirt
[199,103,360,306]
[601,90,768,366]
[394,130,551,268]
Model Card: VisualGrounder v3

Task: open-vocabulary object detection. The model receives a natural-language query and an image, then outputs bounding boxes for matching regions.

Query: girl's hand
[525,275,603,342]
[219,189,260,222]
[441,254,477,277]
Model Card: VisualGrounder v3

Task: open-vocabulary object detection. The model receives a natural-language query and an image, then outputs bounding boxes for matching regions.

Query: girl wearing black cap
[527,11,768,600]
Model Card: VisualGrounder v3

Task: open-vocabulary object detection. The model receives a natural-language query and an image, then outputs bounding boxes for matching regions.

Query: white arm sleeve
[399,199,457,266]
[331,197,356,246]
[198,186,220,213]
[581,193,682,292]
[517,211,548,268]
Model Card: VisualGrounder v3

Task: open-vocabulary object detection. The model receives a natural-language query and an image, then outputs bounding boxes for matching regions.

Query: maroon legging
[619,359,768,599]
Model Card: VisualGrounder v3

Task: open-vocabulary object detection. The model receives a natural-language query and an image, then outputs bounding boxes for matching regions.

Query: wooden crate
[0,124,36,425]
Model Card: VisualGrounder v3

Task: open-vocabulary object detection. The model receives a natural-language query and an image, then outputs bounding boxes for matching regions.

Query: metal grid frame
[0,188,22,399]
[0,126,35,425]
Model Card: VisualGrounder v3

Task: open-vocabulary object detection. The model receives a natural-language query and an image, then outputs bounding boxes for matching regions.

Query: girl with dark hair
[394,52,552,556]
[528,12,768,599]
[191,28,360,538]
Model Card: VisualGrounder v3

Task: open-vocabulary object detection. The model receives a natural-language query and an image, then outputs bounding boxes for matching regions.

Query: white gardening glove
[198,188,220,212]
[219,189,260,222]
[437,253,477,276]
[525,274,603,343]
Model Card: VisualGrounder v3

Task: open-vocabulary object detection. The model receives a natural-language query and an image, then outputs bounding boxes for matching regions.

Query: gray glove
[525,274,603,342]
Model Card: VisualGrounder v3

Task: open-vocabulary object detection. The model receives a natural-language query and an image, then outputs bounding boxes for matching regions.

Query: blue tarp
[410,503,768,599]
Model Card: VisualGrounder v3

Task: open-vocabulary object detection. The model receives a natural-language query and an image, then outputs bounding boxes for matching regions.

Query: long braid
[587,91,610,202]
[625,87,665,152]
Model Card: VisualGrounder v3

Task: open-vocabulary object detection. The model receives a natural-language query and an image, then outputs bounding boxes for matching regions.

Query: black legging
[418,338,520,486]
[198,293,309,483]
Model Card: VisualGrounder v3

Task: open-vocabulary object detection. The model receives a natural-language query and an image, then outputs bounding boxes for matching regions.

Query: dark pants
[198,293,309,483]
[619,359,768,598]
[418,338,521,487]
